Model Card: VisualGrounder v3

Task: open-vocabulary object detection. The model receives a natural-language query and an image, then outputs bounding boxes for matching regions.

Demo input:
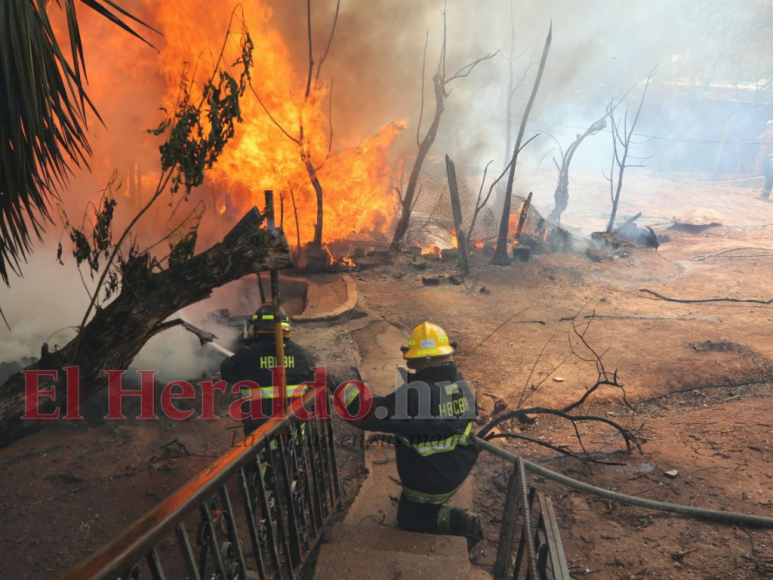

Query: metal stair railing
[490,456,570,580]
[62,390,340,580]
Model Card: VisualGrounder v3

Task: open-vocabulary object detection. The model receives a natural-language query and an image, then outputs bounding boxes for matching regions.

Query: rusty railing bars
[488,456,570,580]
[63,389,340,580]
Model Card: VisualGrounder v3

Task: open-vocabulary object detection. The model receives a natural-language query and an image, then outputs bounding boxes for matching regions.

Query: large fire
[74,1,406,250]
[155,1,405,247]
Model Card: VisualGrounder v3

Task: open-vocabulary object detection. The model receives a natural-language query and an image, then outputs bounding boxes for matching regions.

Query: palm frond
[0,0,156,285]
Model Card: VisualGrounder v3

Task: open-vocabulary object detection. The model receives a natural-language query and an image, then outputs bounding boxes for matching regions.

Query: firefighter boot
[439,506,484,550]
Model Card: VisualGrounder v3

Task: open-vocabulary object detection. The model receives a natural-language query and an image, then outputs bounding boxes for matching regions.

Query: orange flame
[509,203,528,248]
[150,1,405,246]
[324,245,356,269]
[420,244,441,257]
[508,203,524,234]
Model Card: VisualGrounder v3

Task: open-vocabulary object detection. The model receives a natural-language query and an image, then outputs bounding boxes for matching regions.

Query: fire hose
[185,314,773,528]
[473,436,773,528]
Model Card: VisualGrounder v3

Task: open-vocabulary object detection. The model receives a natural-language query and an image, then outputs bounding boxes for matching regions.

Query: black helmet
[246,302,291,339]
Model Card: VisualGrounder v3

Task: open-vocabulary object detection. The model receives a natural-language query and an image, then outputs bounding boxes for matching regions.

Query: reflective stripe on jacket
[239,384,308,400]
[397,422,473,457]
[402,482,462,505]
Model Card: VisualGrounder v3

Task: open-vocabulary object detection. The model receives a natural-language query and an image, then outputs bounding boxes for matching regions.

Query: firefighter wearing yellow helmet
[401,322,457,366]
[335,322,482,547]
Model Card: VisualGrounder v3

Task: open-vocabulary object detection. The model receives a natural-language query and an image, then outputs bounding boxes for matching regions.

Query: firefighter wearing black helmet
[220,302,317,436]
[334,322,482,547]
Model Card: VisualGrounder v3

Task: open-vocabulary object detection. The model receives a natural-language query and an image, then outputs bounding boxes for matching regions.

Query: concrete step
[313,543,470,580]
[349,318,406,396]
[324,522,468,560]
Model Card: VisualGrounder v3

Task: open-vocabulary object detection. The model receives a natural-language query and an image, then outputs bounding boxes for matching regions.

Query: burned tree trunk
[515,192,532,239]
[547,115,606,224]
[445,155,470,276]
[304,158,325,248]
[391,75,445,251]
[492,25,552,266]
[0,208,292,448]
[390,6,497,252]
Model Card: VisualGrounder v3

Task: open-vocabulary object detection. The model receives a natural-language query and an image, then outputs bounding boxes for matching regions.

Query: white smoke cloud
[0,247,90,364]
[3,0,770,375]
[0,238,242,383]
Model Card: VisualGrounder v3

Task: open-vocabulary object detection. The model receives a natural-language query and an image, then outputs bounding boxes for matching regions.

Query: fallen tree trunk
[0,207,292,448]
[612,211,642,235]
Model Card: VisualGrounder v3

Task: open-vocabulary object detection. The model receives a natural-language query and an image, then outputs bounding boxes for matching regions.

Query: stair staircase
[315,524,471,580]
[312,318,490,579]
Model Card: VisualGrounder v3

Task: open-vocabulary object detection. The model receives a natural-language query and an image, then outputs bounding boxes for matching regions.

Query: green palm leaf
[0,0,157,285]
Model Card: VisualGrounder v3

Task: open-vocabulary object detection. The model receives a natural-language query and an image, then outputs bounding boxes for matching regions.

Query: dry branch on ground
[476,314,642,462]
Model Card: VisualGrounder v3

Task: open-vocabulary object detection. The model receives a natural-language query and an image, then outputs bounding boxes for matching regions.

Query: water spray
[177,314,235,358]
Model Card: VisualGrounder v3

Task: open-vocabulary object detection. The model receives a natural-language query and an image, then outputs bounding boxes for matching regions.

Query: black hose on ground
[473,436,773,528]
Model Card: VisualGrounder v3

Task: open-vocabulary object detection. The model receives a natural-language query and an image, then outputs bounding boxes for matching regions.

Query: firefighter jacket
[338,363,479,503]
[220,335,317,423]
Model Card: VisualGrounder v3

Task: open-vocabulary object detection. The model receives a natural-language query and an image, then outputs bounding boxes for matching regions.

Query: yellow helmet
[401,322,456,364]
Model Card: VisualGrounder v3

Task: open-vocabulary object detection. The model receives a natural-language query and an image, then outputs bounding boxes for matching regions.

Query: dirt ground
[352,170,773,579]
[4,171,773,578]
[355,248,773,578]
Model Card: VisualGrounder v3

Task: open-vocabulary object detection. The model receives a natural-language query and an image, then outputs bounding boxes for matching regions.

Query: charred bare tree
[445,155,469,276]
[465,160,494,244]
[495,2,542,219]
[492,25,552,266]
[389,3,497,252]
[250,0,341,250]
[0,209,292,447]
[466,134,540,246]
[605,69,655,233]
[547,114,607,224]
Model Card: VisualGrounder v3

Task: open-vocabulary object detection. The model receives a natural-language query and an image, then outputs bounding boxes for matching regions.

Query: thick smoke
[0,249,240,382]
[2,0,770,372]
